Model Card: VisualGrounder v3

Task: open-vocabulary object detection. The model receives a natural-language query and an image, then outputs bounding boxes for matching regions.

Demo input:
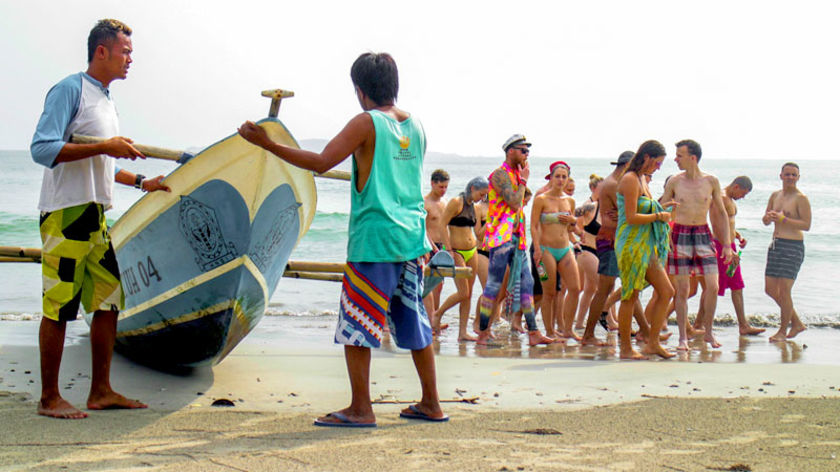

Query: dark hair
[431,169,450,183]
[675,139,702,162]
[626,140,666,175]
[731,176,753,191]
[350,52,399,106]
[782,162,799,171]
[88,19,132,63]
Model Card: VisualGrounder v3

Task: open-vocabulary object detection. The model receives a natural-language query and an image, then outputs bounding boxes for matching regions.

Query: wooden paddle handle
[71,134,184,162]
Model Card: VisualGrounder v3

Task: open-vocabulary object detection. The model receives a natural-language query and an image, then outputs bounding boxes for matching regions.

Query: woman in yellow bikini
[616,140,677,360]
[530,161,581,340]
[432,177,489,341]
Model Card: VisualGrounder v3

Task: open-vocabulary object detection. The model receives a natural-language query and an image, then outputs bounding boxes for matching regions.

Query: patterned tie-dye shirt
[483,162,527,250]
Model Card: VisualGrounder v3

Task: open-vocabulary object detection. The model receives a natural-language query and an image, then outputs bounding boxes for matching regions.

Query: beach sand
[1,320,839,471]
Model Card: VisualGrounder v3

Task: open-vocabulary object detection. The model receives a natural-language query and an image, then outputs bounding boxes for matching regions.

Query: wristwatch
[134,173,146,189]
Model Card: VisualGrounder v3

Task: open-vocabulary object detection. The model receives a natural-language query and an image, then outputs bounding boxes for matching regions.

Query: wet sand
[1,319,839,471]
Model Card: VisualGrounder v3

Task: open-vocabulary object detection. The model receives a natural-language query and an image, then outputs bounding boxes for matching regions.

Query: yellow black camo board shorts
[40,202,124,321]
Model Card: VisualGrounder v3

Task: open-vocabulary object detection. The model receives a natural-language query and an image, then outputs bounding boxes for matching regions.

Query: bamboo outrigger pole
[0,247,471,280]
[70,134,351,181]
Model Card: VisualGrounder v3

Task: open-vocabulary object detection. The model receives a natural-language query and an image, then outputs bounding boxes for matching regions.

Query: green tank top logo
[395,136,416,160]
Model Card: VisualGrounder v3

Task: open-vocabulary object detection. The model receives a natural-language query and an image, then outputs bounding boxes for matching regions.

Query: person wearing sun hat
[475,134,555,346]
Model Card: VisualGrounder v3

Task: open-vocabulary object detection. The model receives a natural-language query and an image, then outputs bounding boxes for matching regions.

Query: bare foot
[581,336,609,346]
[768,332,787,343]
[563,331,582,342]
[511,323,527,334]
[433,322,450,335]
[659,331,672,342]
[641,344,676,359]
[703,334,722,349]
[38,397,87,419]
[739,325,766,336]
[87,391,147,411]
[676,340,690,351]
[528,331,556,346]
[620,349,648,360]
[458,333,478,342]
[574,324,585,331]
[786,323,807,339]
[476,330,493,345]
[686,325,705,337]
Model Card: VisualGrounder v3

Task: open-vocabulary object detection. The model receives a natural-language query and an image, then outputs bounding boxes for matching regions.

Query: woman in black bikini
[432,177,488,341]
[574,174,604,330]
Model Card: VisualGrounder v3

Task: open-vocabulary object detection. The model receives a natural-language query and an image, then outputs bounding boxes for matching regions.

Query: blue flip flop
[399,404,450,422]
[313,412,377,428]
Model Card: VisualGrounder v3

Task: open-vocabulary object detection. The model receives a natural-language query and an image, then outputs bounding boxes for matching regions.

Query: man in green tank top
[238,53,446,427]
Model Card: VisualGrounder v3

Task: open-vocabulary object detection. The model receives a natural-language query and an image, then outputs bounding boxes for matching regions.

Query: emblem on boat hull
[179,196,238,271]
[250,201,302,272]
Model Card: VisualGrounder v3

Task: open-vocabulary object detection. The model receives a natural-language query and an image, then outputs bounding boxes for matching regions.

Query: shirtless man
[661,140,734,350]
[717,176,765,336]
[581,151,639,346]
[423,169,449,313]
[762,162,810,342]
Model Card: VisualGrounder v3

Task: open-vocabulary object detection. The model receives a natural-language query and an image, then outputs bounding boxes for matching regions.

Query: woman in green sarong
[616,140,677,360]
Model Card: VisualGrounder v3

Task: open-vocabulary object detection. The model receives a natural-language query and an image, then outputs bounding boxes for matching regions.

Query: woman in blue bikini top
[529,161,583,340]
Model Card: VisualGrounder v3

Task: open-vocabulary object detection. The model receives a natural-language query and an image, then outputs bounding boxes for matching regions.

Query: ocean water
[1,148,838,329]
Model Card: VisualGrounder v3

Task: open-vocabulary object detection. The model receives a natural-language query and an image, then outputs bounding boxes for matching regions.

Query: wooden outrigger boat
[86,90,316,367]
[1,90,469,369]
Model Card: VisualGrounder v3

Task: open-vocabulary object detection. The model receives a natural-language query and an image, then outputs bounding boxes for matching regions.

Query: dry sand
[1,321,839,471]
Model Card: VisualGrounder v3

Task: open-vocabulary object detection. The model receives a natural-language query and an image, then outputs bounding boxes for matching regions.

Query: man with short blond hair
[763,162,810,342]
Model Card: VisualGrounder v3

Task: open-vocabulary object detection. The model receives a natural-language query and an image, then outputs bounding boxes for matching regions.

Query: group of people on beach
[30,19,811,426]
[423,139,811,362]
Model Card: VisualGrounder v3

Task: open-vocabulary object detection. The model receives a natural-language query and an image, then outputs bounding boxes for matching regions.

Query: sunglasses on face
[513,146,530,154]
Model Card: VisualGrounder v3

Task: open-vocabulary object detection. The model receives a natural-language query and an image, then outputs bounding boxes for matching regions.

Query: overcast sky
[1,0,837,160]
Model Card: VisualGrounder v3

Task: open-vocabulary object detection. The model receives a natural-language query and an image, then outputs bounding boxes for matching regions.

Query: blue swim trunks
[596,239,620,278]
[335,257,432,350]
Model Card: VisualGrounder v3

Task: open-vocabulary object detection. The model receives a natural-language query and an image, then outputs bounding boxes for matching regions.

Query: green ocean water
[1,149,838,328]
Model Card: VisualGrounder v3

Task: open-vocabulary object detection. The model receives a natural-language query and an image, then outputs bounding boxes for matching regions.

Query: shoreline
[2,320,839,470]
[1,315,837,365]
